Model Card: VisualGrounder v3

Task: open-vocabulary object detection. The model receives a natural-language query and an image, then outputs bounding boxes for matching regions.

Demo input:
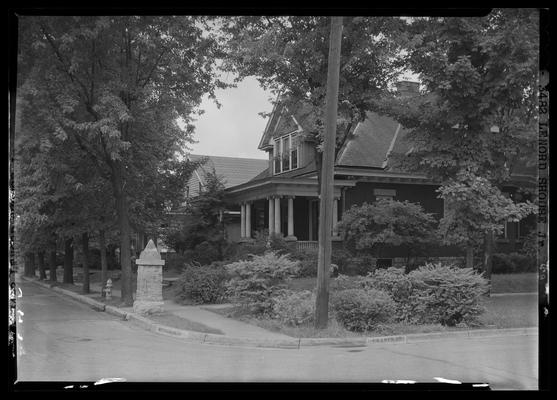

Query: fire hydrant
[104,279,113,300]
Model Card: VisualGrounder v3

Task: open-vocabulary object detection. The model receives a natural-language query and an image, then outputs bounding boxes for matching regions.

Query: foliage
[17,16,227,304]
[377,9,539,183]
[220,16,405,192]
[162,169,228,256]
[225,251,300,315]
[364,267,412,304]
[173,262,229,305]
[492,252,537,274]
[272,290,315,326]
[163,252,190,271]
[332,288,396,331]
[438,172,537,248]
[404,263,489,326]
[519,229,538,260]
[338,198,437,257]
[330,274,366,291]
[374,10,539,271]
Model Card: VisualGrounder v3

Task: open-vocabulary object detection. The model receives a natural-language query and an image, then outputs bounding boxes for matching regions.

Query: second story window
[274,133,300,174]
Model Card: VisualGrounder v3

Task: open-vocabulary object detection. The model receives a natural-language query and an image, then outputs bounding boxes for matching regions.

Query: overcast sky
[187,76,275,160]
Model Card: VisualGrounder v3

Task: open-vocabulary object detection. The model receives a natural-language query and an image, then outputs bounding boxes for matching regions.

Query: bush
[289,248,318,277]
[187,241,223,266]
[164,252,190,271]
[340,255,376,276]
[272,290,315,326]
[173,262,229,305]
[332,288,396,332]
[405,263,489,326]
[492,252,537,274]
[365,267,412,303]
[330,274,366,291]
[225,251,300,315]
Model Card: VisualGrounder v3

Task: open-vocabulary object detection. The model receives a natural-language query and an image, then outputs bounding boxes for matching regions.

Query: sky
[187,76,275,160]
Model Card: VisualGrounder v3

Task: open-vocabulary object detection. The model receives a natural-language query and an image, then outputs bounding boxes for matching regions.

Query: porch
[224,176,356,244]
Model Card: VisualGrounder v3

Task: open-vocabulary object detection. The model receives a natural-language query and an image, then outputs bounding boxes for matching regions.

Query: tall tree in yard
[374,9,539,277]
[17,16,226,305]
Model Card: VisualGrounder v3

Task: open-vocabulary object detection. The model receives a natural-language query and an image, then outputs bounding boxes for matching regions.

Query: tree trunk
[29,252,36,278]
[49,244,57,283]
[37,251,46,280]
[111,162,133,306]
[81,232,90,294]
[63,237,74,284]
[484,230,494,296]
[99,229,108,297]
[23,253,31,277]
[465,246,474,270]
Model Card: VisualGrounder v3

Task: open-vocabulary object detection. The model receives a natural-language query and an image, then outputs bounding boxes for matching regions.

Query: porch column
[285,196,297,241]
[245,201,252,239]
[240,203,246,238]
[268,197,275,235]
[332,197,339,237]
[274,196,282,236]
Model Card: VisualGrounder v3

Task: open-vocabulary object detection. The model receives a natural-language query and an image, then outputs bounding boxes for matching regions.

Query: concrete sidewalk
[72,278,293,341]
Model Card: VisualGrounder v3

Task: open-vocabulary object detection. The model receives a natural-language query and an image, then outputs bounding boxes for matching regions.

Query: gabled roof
[187,154,268,188]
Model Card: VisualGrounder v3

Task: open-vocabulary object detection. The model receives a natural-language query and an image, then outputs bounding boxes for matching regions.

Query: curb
[19,276,538,349]
[105,305,130,320]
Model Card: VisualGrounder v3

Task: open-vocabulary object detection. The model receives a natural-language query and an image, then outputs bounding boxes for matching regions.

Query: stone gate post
[133,239,165,315]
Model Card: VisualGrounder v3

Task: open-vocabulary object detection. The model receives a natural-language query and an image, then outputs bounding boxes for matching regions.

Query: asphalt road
[13,279,538,389]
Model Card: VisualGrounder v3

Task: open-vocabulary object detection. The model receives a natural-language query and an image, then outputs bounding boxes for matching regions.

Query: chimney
[395,80,420,98]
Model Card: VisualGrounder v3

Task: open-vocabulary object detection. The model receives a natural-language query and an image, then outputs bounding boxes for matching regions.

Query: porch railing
[295,241,319,251]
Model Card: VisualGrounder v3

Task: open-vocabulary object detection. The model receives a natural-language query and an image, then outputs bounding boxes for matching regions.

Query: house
[220,81,537,266]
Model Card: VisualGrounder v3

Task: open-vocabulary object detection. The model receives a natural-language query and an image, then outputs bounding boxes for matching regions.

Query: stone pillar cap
[136,240,165,266]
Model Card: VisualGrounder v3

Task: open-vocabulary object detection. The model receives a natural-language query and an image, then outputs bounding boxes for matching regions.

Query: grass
[477,293,538,328]
[490,273,538,293]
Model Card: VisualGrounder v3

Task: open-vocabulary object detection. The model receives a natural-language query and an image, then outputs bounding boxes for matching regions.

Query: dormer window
[273,132,299,174]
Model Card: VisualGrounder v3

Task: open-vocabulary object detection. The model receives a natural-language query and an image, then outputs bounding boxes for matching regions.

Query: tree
[161,168,227,258]
[220,16,405,190]
[17,16,227,305]
[338,198,438,264]
[374,9,539,275]
[437,172,536,276]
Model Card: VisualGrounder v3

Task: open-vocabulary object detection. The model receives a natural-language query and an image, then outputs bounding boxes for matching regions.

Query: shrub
[492,252,537,274]
[341,255,377,276]
[173,262,229,305]
[290,248,318,277]
[272,290,315,326]
[330,274,366,291]
[163,252,190,271]
[405,263,489,326]
[364,267,412,303]
[188,241,223,266]
[225,252,300,315]
[332,288,396,331]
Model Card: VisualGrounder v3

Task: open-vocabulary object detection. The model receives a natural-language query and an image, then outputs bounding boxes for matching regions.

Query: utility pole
[315,16,343,329]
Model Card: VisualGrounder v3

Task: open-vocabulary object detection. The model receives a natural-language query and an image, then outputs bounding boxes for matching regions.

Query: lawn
[490,273,538,293]
[208,273,538,339]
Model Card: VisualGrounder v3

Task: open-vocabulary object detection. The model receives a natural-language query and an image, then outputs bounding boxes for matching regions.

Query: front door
[309,199,319,241]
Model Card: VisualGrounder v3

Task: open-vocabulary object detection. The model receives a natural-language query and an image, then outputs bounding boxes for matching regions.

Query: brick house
[218,81,536,266]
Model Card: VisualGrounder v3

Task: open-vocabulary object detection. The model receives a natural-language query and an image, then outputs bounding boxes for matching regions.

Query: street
[14,280,538,389]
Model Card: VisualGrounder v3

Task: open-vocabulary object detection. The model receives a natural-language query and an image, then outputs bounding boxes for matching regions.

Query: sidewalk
[18,272,538,349]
